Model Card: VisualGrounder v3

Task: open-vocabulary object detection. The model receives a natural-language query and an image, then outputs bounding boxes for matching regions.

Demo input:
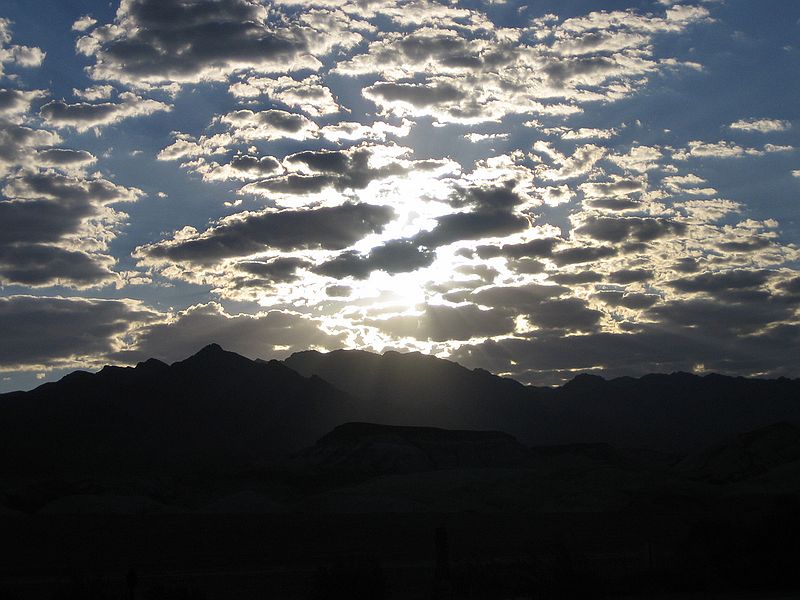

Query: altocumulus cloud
[0,0,799,388]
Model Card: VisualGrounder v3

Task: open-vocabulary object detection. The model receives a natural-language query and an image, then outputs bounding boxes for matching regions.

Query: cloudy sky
[0,0,798,391]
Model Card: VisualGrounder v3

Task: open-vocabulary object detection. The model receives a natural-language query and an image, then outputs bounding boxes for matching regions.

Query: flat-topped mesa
[296,422,529,474]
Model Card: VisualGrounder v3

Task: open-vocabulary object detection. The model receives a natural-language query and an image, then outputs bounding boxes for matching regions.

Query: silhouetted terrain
[3,345,800,599]
[0,344,354,480]
[287,349,800,450]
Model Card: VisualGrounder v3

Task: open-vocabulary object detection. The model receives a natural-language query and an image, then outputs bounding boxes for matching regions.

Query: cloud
[0,171,142,287]
[135,202,396,267]
[729,118,791,133]
[218,108,319,141]
[466,284,600,332]
[71,15,97,32]
[365,303,514,342]
[73,85,115,101]
[535,143,606,181]
[229,74,340,116]
[76,0,364,86]
[0,298,344,372]
[231,257,311,288]
[0,245,117,288]
[414,210,530,249]
[316,239,435,279]
[0,88,45,118]
[606,145,662,172]
[40,93,171,131]
[675,140,794,159]
[189,154,282,182]
[240,144,454,199]
[34,149,97,169]
[0,295,158,371]
[575,215,686,243]
[594,291,659,309]
[551,245,617,266]
[668,269,773,296]
[608,268,653,284]
[0,18,45,77]
[117,302,345,364]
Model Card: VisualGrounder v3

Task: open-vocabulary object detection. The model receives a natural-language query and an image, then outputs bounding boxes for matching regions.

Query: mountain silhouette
[2,344,800,484]
[285,349,800,450]
[0,344,353,479]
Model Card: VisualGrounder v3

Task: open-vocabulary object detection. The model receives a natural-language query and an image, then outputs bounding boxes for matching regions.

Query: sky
[0,0,798,392]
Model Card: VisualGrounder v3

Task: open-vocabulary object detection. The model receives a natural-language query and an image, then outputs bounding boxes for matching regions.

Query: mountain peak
[198,343,225,355]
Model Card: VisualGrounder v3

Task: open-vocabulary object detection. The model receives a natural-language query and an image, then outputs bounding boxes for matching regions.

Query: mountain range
[2,343,800,486]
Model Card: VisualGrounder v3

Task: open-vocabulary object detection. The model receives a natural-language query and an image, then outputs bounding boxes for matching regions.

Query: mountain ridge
[2,343,800,484]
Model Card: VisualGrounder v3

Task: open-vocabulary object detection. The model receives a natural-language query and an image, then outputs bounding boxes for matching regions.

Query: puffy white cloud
[729,118,791,133]
[218,108,319,141]
[674,140,795,160]
[229,74,341,116]
[72,85,115,101]
[71,15,97,32]
[0,18,45,77]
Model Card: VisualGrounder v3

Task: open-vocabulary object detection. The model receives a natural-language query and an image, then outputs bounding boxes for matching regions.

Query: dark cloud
[244,146,443,196]
[551,245,617,266]
[326,285,352,298]
[316,239,435,279]
[365,304,514,342]
[0,171,139,287]
[608,268,653,284]
[449,318,799,386]
[0,245,116,287]
[39,93,169,131]
[470,284,568,310]
[0,295,158,369]
[78,0,316,85]
[777,276,800,295]
[673,257,700,273]
[594,291,660,309]
[718,237,772,252]
[455,284,600,332]
[231,257,311,287]
[668,269,773,294]
[586,198,642,211]
[364,81,465,107]
[576,215,686,243]
[527,298,603,331]
[478,237,560,260]
[220,109,314,135]
[0,122,60,168]
[549,271,603,285]
[647,297,794,335]
[415,210,530,248]
[449,181,522,211]
[119,302,345,364]
[0,88,43,117]
[136,202,396,266]
[35,148,96,166]
[244,173,332,195]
